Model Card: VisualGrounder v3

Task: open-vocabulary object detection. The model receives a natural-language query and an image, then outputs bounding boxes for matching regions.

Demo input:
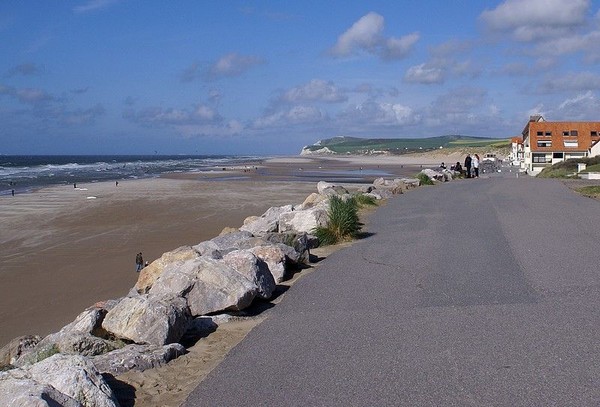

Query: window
[537,140,552,147]
[571,130,578,136]
[564,140,578,148]
[532,153,550,163]
[545,132,552,137]
[592,131,598,137]
[553,152,564,159]
[537,131,543,136]
[563,131,569,136]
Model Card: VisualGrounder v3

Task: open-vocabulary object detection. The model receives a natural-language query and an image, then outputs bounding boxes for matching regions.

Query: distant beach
[0,154,446,347]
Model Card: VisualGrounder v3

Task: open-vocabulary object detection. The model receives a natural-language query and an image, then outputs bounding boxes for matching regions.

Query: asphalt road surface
[183,175,600,406]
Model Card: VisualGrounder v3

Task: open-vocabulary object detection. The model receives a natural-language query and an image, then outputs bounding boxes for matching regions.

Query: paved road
[183,176,600,406]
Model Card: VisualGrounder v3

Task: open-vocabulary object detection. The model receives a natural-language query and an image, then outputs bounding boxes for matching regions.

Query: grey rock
[223,250,276,299]
[0,335,41,369]
[184,257,257,316]
[0,376,81,407]
[248,245,288,283]
[135,246,201,293]
[278,207,328,234]
[2,354,119,407]
[92,343,186,376]
[102,295,191,346]
[239,205,294,236]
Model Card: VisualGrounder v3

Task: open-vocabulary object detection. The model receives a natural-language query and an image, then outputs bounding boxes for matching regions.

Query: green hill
[301,135,509,155]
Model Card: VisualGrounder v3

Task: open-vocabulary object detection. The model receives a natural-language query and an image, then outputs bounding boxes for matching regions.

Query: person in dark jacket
[464,154,472,178]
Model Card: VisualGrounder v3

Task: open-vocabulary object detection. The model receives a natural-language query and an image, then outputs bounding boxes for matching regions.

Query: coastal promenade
[183,176,600,406]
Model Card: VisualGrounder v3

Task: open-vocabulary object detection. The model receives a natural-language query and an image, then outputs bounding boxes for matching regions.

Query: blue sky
[1,0,600,155]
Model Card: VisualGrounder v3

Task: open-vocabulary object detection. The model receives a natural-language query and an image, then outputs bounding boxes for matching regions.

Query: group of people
[445,154,481,178]
[463,154,480,178]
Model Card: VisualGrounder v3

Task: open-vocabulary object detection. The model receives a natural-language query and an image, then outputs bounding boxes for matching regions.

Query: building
[521,115,600,174]
[509,136,524,167]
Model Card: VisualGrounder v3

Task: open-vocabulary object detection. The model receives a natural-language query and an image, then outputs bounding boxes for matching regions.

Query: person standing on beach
[464,154,472,178]
[473,154,480,178]
[135,252,144,272]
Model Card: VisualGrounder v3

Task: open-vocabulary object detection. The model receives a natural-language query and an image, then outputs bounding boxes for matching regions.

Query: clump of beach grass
[353,193,377,207]
[313,195,362,246]
[576,185,600,198]
[417,172,434,185]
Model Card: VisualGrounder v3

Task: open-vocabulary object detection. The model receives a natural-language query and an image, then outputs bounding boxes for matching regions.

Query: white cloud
[329,12,419,60]
[123,104,221,126]
[539,72,600,93]
[535,30,600,61]
[404,63,444,84]
[177,120,243,138]
[330,12,384,56]
[480,0,590,41]
[74,0,119,14]
[339,101,419,126]
[280,79,347,103]
[253,106,327,129]
[206,53,264,80]
[554,91,600,120]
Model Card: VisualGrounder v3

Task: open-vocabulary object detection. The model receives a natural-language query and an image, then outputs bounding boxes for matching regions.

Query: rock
[357,185,375,194]
[420,168,446,182]
[147,256,258,316]
[92,343,186,376]
[301,192,328,209]
[366,189,392,200]
[210,230,254,250]
[248,245,287,283]
[0,376,81,407]
[219,226,239,235]
[193,240,223,258]
[2,354,119,407]
[239,205,294,237]
[184,257,257,316]
[135,246,200,294]
[402,178,421,188]
[317,181,348,196]
[278,207,328,234]
[0,335,41,369]
[223,250,276,299]
[102,295,191,346]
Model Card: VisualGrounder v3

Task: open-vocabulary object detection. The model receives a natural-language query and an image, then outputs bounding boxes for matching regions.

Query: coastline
[0,154,433,348]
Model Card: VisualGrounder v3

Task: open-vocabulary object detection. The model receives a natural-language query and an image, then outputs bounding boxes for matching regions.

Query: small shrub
[417,173,434,185]
[312,195,362,246]
[354,193,377,207]
[577,185,600,197]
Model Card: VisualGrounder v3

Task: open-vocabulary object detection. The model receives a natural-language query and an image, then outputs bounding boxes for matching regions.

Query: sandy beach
[0,154,440,347]
[0,153,449,406]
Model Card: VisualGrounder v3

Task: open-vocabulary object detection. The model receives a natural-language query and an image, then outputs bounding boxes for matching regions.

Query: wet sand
[0,155,432,347]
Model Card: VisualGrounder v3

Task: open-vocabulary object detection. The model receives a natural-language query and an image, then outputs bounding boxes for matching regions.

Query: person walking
[473,154,480,178]
[464,154,472,178]
[135,252,144,272]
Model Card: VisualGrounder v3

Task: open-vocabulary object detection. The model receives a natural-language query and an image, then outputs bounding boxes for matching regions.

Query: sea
[0,155,263,196]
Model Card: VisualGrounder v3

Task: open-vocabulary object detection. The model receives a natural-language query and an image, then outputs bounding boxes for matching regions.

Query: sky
[1,0,600,155]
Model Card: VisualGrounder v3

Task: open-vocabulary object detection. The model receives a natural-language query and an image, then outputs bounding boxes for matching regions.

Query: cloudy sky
[1,0,600,155]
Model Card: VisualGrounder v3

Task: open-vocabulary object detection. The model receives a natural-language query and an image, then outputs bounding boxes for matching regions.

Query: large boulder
[248,245,288,283]
[0,335,41,369]
[193,231,254,258]
[317,181,349,196]
[92,343,186,376]
[223,250,276,299]
[2,353,119,407]
[186,258,257,316]
[135,246,200,294]
[300,192,328,209]
[278,207,328,234]
[239,205,294,236]
[102,295,191,346]
[0,376,81,407]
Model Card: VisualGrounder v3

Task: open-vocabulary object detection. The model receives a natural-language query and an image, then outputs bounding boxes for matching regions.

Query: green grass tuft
[576,185,600,197]
[417,173,434,185]
[312,195,362,246]
[354,193,378,207]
